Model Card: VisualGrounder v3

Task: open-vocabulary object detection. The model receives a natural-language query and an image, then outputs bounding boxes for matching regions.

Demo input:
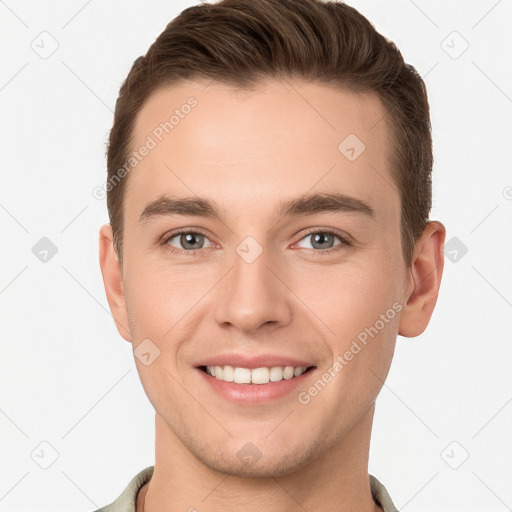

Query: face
[109,79,412,476]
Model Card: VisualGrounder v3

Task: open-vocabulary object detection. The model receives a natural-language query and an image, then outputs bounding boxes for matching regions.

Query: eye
[295,229,351,253]
[162,230,214,253]
[160,228,351,256]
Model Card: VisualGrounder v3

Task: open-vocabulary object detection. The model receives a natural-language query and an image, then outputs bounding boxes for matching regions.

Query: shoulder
[369,474,400,512]
[89,466,154,512]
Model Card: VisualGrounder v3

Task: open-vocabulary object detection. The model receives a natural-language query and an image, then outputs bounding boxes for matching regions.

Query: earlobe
[398,221,446,338]
[98,224,132,343]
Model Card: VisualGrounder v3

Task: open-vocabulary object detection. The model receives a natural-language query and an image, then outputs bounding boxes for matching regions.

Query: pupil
[182,233,203,249]
[313,233,333,249]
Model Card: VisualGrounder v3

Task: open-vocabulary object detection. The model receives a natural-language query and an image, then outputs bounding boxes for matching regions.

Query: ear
[398,221,446,338]
[98,224,132,343]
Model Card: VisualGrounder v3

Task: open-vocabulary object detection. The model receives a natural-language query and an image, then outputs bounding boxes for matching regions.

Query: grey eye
[167,232,213,250]
[297,232,341,250]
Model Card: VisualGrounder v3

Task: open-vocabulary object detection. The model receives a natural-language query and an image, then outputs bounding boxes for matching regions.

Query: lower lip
[196,367,315,404]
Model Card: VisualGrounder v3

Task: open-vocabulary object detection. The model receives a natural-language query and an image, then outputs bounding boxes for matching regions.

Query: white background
[1,1,511,511]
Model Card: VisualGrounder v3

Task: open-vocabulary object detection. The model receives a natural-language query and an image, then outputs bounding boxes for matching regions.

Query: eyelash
[160,228,352,256]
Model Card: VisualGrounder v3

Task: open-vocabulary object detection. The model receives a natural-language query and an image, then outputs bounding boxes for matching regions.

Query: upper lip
[195,353,316,369]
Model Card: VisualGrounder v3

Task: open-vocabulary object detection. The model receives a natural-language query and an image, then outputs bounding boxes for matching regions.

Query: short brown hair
[106,0,432,268]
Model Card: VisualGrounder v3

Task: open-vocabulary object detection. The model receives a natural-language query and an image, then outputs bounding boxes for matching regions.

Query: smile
[202,365,310,384]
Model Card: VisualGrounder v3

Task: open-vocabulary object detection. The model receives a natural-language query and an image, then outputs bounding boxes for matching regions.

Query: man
[97,0,445,510]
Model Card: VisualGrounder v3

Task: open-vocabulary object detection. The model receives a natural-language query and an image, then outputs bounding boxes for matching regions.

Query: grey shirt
[92,466,399,512]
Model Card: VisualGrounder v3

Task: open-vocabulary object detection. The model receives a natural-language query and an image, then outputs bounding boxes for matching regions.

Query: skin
[99,78,445,512]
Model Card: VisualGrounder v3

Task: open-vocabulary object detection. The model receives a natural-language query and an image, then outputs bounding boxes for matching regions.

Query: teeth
[269,366,283,382]
[233,367,251,384]
[205,365,308,384]
[251,367,269,384]
[223,365,234,382]
[283,366,294,379]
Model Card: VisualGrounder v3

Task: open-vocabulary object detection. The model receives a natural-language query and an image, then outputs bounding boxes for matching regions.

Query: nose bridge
[213,236,292,332]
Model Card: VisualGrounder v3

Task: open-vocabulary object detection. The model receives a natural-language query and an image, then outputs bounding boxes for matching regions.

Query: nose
[213,243,293,334]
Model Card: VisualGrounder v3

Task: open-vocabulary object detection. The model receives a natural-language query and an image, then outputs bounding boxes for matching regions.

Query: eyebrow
[138,192,375,224]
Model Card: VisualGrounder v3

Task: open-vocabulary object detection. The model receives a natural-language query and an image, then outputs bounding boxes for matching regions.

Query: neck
[141,404,380,512]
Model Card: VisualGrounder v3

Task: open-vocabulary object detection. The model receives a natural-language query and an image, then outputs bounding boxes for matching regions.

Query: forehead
[126,79,398,225]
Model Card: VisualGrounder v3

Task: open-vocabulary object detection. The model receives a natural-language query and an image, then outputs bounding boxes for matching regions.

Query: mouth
[194,354,318,404]
[198,364,316,384]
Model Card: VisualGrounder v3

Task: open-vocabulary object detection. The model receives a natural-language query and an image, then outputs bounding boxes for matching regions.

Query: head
[99,0,444,477]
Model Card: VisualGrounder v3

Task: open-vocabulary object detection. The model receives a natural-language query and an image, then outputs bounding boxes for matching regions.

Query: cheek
[289,257,402,341]
[124,264,197,413]
[297,266,400,415]
[124,257,218,339]
[288,257,402,402]
[123,260,220,407]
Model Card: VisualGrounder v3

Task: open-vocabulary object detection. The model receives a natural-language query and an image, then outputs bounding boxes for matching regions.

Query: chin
[188,436,323,478]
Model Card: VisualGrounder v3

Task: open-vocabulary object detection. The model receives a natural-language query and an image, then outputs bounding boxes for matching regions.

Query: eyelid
[297,226,352,241]
[161,227,211,240]
[160,228,216,251]
[293,227,353,249]
[160,227,353,255]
